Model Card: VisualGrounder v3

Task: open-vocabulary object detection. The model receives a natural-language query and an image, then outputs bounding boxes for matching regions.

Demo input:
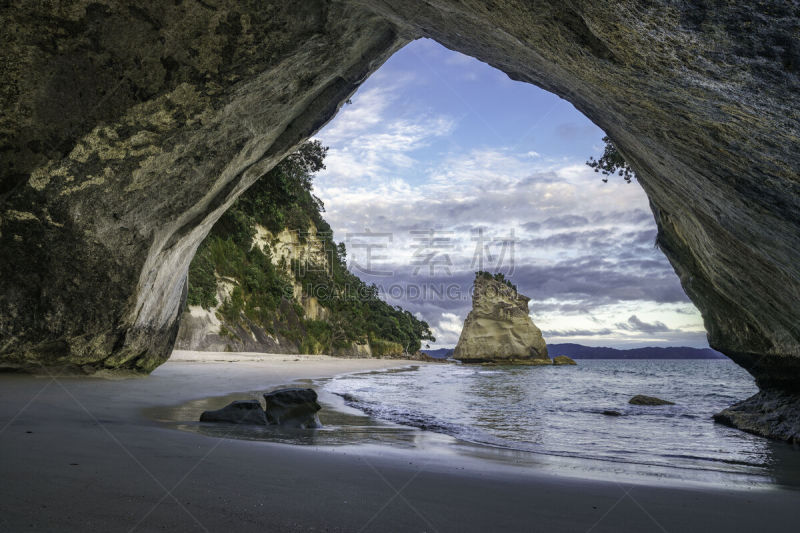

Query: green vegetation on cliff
[586,136,636,183]
[187,141,434,355]
[475,271,517,292]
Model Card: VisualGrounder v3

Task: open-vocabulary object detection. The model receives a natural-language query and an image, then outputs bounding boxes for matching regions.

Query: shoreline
[150,365,776,492]
[1,353,798,532]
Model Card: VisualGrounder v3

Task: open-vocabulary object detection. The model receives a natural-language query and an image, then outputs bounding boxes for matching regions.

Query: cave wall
[365,0,800,391]
[1,1,798,388]
[0,0,408,371]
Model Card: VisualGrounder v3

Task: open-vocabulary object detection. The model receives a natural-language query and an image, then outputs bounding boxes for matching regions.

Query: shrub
[186,141,435,353]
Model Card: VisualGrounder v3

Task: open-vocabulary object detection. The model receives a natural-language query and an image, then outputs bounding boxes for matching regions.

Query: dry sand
[0,351,797,532]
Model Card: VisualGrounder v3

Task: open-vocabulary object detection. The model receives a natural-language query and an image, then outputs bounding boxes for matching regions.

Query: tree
[475,270,517,292]
[586,136,636,183]
[188,139,435,355]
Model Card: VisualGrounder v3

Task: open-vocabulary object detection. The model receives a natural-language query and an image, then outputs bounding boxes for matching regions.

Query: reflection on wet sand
[145,386,440,449]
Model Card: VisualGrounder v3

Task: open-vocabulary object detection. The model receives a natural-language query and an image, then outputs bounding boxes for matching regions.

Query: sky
[312,39,708,350]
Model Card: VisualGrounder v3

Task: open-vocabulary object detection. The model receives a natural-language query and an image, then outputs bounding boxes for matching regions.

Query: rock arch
[1,0,798,407]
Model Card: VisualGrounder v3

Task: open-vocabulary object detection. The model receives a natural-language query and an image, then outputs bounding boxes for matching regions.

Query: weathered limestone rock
[263,388,322,429]
[332,341,373,359]
[1,1,799,437]
[454,275,548,363]
[175,224,331,354]
[553,355,577,366]
[629,395,675,406]
[0,1,406,373]
[200,400,267,425]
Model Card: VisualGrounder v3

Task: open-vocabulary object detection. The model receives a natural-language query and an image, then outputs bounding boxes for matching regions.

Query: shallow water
[322,360,800,486]
[150,360,800,488]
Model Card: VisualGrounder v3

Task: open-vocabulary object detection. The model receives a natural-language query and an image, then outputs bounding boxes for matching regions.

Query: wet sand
[0,352,797,532]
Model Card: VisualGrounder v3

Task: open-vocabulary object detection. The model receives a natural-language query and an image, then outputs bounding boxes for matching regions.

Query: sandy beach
[1,352,797,532]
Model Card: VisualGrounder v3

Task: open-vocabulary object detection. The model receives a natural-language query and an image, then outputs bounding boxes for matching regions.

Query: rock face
[0,1,405,373]
[263,388,322,429]
[200,400,267,425]
[199,389,323,429]
[453,275,548,363]
[552,356,577,366]
[629,395,675,406]
[1,2,799,436]
[713,391,800,444]
[175,224,330,354]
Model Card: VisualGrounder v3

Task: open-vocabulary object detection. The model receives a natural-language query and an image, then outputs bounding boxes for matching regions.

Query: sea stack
[453,272,549,364]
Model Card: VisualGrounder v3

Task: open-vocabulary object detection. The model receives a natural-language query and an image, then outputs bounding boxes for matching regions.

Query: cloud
[519,228,615,250]
[314,81,455,185]
[321,85,394,142]
[540,215,589,228]
[315,144,689,341]
[317,142,656,240]
[347,251,689,323]
[543,328,614,337]
[312,45,706,349]
[349,117,454,154]
[521,221,541,231]
[591,208,653,225]
[616,315,673,334]
[433,312,465,345]
[515,261,688,306]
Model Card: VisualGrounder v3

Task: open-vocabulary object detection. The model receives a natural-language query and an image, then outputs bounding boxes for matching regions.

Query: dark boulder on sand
[629,395,674,406]
[199,389,324,428]
[200,400,267,425]
[263,388,322,429]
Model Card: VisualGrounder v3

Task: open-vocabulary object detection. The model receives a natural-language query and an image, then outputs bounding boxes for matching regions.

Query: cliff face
[0,1,404,372]
[175,221,382,357]
[454,275,548,363]
[0,1,798,411]
[172,141,433,357]
[175,224,329,354]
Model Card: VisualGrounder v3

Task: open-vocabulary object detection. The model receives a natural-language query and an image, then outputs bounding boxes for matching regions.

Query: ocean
[157,359,800,489]
[320,360,800,487]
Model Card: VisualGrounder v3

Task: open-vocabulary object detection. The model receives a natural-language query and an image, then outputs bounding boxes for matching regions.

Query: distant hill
[421,348,454,359]
[548,343,727,360]
[422,344,727,360]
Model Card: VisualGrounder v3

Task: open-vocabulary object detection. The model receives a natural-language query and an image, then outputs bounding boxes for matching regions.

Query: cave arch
[1,1,798,403]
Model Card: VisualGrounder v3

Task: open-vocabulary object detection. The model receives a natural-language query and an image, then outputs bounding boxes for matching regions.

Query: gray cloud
[514,226,658,259]
[312,72,704,348]
[591,209,653,225]
[543,328,614,337]
[518,228,614,250]
[350,251,691,327]
[514,261,687,305]
[521,221,541,232]
[540,215,589,228]
[622,229,657,246]
[616,314,673,334]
